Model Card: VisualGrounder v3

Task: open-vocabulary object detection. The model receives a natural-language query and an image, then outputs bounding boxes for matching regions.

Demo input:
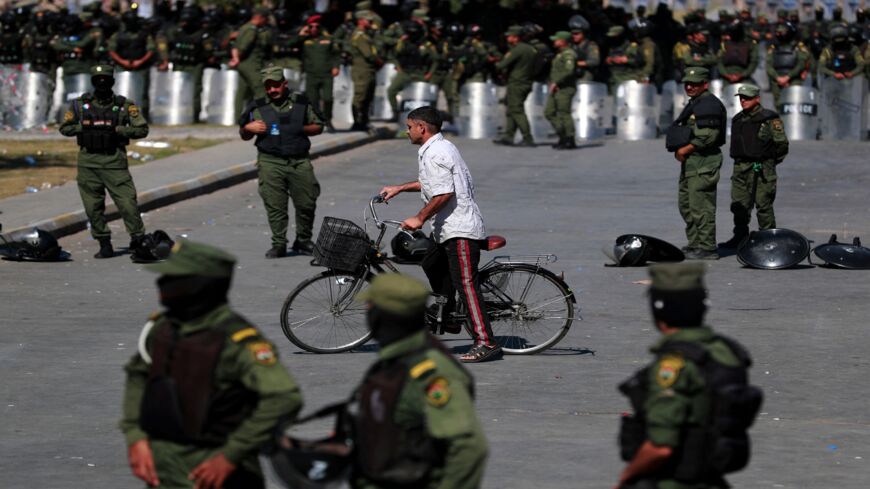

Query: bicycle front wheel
[280,270,373,353]
[479,264,576,354]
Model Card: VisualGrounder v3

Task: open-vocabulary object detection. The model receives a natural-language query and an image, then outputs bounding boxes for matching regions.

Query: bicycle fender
[485,264,577,303]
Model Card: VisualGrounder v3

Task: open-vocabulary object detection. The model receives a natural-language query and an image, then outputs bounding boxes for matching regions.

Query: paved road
[2,137,869,488]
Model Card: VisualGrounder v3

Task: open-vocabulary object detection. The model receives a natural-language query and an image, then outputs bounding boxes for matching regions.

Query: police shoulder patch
[63,111,74,122]
[656,353,685,388]
[426,377,450,407]
[410,359,436,379]
[247,341,277,365]
[128,105,140,118]
[231,327,258,343]
[772,119,783,131]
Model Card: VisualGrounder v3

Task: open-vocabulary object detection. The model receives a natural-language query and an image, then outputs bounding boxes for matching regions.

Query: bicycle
[279,195,579,354]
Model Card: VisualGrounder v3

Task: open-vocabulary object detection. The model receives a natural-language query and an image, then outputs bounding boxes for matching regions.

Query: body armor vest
[730,109,778,161]
[396,41,425,71]
[0,32,24,63]
[139,315,258,446]
[253,97,311,158]
[828,46,858,72]
[62,34,91,60]
[116,29,149,61]
[722,42,751,68]
[29,34,54,67]
[170,29,204,65]
[772,46,798,72]
[75,94,130,153]
[611,43,643,68]
[272,31,299,58]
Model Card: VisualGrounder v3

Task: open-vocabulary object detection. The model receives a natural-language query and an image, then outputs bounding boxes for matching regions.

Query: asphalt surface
[2,136,870,488]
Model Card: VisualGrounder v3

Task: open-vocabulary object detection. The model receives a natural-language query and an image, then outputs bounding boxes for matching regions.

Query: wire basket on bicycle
[311,217,371,271]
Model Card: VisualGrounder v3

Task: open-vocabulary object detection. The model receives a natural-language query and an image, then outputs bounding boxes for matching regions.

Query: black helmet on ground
[130,230,175,263]
[0,228,70,262]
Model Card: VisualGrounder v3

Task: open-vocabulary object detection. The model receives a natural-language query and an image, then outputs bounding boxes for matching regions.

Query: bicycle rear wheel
[479,264,575,354]
[280,270,373,353]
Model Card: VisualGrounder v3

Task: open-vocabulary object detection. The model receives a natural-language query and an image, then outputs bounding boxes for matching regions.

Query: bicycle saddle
[485,235,506,251]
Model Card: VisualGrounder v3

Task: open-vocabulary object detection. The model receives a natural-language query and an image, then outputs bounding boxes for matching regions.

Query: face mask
[91,76,115,92]
[157,275,230,321]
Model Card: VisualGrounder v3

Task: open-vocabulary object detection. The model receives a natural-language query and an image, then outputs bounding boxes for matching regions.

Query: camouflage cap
[682,66,710,83]
[606,25,625,37]
[735,84,760,97]
[411,8,429,21]
[146,239,236,278]
[357,273,429,315]
[649,262,706,292]
[90,64,115,77]
[260,64,285,82]
[549,30,571,41]
[505,25,524,36]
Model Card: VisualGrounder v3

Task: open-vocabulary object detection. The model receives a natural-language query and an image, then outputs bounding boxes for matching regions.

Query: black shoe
[718,234,748,249]
[552,137,566,149]
[686,249,719,260]
[517,139,536,147]
[94,238,114,259]
[291,239,315,256]
[265,246,287,259]
[460,344,503,363]
[492,138,513,146]
[559,139,577,150]
[680,245,695,253]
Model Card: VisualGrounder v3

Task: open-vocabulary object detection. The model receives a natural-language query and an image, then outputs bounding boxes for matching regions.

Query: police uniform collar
[166,303,232,334]
[650,326,715,353]
[378,330,428,360]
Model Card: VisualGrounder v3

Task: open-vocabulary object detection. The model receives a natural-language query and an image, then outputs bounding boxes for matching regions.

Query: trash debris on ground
[134,140,171,149]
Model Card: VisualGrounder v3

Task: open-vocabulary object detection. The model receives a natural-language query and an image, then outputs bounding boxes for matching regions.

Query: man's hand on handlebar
[378,185,404,201]
[401,216,424,231]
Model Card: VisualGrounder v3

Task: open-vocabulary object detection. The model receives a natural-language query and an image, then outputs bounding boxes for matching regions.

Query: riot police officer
[568,16,599,82]
[665,67,727,260]
[299,14,340,132]
[58,64,149,259]
[351,273,488,489]
[461,24,499,83]
[673,24,717,82]
[615,262,760,489]
[0,10,24,65]
[766,23,811,106]
[120,239,303,489]
[606,26,646,90]
[818,25,866,80]
[50,13,103,77]
[349,10,381,131]
[270,9,302,73]
[720,84,789,249]
[387,20,437,121]
[545,31,577,150]
[230,7,271,118]
[433,21,466,121]
[108,9,156,117]
[718,20,758,85]
[157,7,207,122]
[493,25,537,146]
[22,11,56,75]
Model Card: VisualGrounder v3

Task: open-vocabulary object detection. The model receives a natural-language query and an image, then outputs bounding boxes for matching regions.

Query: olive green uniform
[463,38,499,83]
[22,30,57,75]
[817,44,865,78]
[349,27,379,126]
[301,31,340,122]
[120,304,303,487]
[673,41,717,81]
[241,94,324,248]
[729,104,788,234]
[608,40,646,89]
[352,330,488,489]
[765,42,811,106]
[158,26,209,122]
[388,38,438,115]
[50,27,103,75]
[678,90,725,253]
[234,22,270,116]
[717,40,759,84]
[58,92,148,241]
[432,39,465,118]
[572,38,600,81]
[494,41,537,143]
[544,47,577,142]
[107,27,157,115]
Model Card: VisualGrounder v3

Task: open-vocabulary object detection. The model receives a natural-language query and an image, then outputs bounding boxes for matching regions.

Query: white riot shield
[49,67,65,122]
[114,70,146,106]
[62,73,92,105]
[672,84,691,122]
[572,81,609,140]
[658,80,676,130]
[614,81,658,140]
[200,67,217,122]
[371,63,397,121]
[397,82,438,128]
[1,64,54,129]
[709,78,725,100]
[458,81,505,139]
[819,76,868,141]
[331,65,354,129]
[753,42,769,92]
[149,68,195,125]
[778,85,819,141]
[205,66,239,126]
[282,68,306,92]
[522,82,551,142]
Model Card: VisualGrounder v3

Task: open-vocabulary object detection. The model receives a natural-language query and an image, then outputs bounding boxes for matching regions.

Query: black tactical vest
[75,94,130,153]
[721,42,751,68]
[139,315,258,446]
[116,29,149,61]
[29,34,54,68]
[828,46,858,73]
[272,30,299,58]
[772,45,798,72]
[170,29,204,65]
[730,109,779,161]
[62,34,90,60]
[252,97,312,158]
[0,32,23,63]
[396,41,425,71]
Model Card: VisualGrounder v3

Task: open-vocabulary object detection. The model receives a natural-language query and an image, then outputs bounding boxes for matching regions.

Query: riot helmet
[0,228,69,262]
[568,14,590,32]
[130,230,175,263]
[390,230,434,263]
[121,9,140,30]
[775,22,796,43]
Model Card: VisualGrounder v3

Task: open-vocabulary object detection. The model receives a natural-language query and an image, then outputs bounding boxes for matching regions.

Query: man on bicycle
[379,105,502,363]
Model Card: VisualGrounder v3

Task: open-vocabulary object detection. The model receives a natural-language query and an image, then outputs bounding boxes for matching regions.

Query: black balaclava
[366,305,425,347]
[91,75,115,100]
[157,275,231,322]
[649,288,708,328]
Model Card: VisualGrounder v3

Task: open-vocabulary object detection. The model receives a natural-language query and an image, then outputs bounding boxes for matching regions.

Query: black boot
[560,138,577,150]
[94,238,114,259]
[552,137,566,149]
[718,228,749,249]
[291,239,315,256]
[265,246,287,259]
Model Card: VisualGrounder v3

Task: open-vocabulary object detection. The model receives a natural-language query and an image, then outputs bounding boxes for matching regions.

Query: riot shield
[819,76,868,141]
[736,228,811,269]
[149,68,194,125]
[672,83,690,122]
[572,81,609,140]
[522,82,552,142]
[752,42,769,92]
[199,67,216,122]
[658,80,676,131]
[331,65,354,129]
[205,66,239,126]
[49,67,65,123]
[282,68,306,93]
[114,70,146,107]
[458,81,505,139]
[62,73,92,105]
[709,78,725,100]
[778,85,819,140]
[370,63,397,121]
[812,235,870,269]
[397,81,438,128]
[1,64,53,130]
[615,81,657,140]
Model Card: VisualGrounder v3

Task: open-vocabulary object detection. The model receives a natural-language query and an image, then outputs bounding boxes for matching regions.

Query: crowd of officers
[2,1,868,133]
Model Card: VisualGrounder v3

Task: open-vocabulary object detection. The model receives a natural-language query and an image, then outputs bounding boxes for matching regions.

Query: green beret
[260,64,285,82]
[649,263,706,292]
[146,239,237,278]
[549,30,572,41]
[90,64,114,77]
[505,25,524,36]
[735,84,760,97]
[357,274,429,316]
[606,25,625,37]
[682,66,710,83]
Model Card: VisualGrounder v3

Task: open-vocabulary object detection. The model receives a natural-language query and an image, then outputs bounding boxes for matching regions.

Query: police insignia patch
[248,341,277,365]
[426,377,450,407]
[63,111,74,122]
[772,119,783,131]
[656,354,685,388]
[129,105,140,118]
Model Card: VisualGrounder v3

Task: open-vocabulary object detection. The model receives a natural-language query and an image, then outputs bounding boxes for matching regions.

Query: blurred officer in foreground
[59,64,149,259]
[545,31,577,150]
[615,262,761,489]
[120,239,303,489]
[351,273,488,489]
[493,25,536,147]
[720,84,788,249]
[239,66,324,258]
[665,67,726,261]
